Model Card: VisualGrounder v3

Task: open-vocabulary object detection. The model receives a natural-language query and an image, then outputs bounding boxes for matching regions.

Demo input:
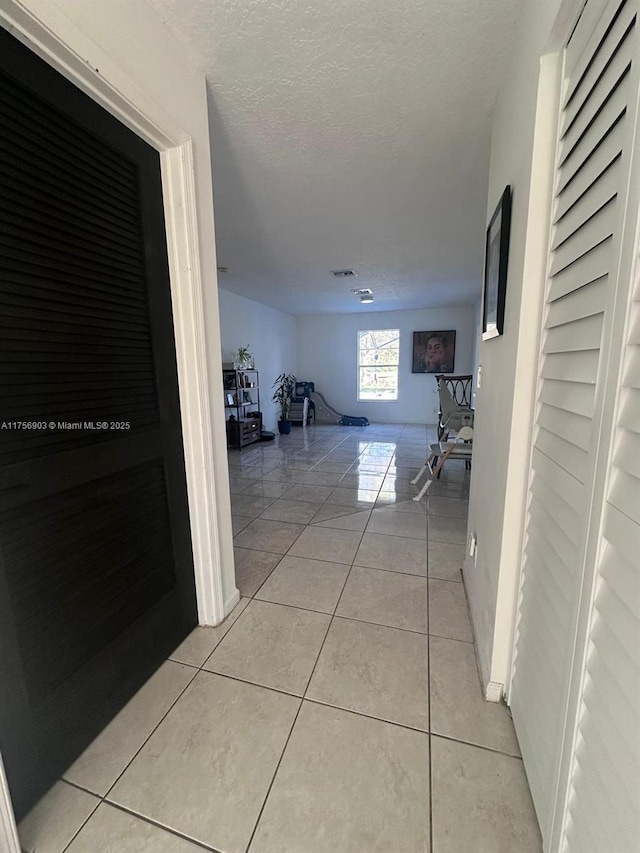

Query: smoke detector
[331,269,357,278]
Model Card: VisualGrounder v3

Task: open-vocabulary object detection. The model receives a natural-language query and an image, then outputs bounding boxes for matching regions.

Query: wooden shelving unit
[223,367,261,449]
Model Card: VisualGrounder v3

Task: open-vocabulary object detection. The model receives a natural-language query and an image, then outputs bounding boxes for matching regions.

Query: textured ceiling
[146,0,524,315]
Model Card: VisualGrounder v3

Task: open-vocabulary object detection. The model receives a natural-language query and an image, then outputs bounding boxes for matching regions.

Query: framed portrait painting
[482,185,512,340]
[412,330,456,374]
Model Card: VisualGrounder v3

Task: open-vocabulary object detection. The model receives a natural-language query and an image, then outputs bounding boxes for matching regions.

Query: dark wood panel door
[0,28,197,817]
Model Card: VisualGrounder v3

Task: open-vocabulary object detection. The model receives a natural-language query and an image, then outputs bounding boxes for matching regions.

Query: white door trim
[0,0,230,842]
[0,757,20,853]
[161,142,227,626]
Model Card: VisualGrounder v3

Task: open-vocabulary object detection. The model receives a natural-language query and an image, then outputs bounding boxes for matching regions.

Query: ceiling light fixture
[359,294,374,304]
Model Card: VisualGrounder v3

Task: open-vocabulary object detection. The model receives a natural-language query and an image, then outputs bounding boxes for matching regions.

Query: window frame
[357,329,400,402]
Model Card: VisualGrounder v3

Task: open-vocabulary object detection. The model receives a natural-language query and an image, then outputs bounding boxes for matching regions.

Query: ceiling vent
[352,288,372,296]
[331,269,357,278]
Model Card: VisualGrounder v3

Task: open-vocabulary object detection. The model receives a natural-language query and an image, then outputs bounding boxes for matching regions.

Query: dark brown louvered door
[0,29,197,817]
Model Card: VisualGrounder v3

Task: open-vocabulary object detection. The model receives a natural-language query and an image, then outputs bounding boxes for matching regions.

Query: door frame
[0,3,233,846]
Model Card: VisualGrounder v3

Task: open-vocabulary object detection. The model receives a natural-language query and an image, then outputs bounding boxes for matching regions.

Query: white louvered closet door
[560,248,640,853]
[509,0,639,848]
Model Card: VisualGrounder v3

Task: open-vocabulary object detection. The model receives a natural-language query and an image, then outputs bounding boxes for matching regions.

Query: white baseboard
[485,680,505,703]
[223,588,241,619]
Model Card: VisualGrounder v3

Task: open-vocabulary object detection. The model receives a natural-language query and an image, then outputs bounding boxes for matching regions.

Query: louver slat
[545,278,608,327]
[563,0,636,118]
[553,158,619,246]
[537,403,592,453]
[0,65,160,466]
[564,0,615,78]
[560,40,631,153]
[558,83,627,187]
[549,198,616,274]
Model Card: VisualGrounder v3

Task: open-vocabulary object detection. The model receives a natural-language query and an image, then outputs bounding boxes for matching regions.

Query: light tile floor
[19,423,542,853]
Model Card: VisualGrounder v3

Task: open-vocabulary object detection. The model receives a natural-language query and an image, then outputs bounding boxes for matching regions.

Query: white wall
[218,290,298,431]
[297,307,475,424]
[464,0,564,691]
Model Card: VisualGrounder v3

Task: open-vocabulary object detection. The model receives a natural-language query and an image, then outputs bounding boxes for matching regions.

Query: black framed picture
[482,185,512,340]
[412,330,456,373]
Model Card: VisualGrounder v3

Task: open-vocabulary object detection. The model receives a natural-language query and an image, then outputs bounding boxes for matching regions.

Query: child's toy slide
[310,389,369,426]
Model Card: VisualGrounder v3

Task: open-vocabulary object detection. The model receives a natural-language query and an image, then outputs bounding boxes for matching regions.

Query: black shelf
[223,368,261,449]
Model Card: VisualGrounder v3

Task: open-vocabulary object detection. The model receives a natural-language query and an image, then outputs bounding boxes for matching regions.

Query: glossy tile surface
[354,531,428,575]
[169,598,250,666]
[287,524,362,564]
[64,661,195,795]
[428,541,465,582]
[428,496,469,517]
[203,599,330,695]
[231,514,252,535]
[430,636,520,755]
[110,672,299,852]
[307,616,429,730]
[337,565,429,633]
[19,781,98,853]
[366,506,428,539]
[233,547,282,596]
[428,513,468,544]
[65,804,204,853]
[249,701,430,853]
[28,425,541,853]
[234,517,305,554]
[230,493,276,517]
[255,554,350,613]
[431,737,542,852]
[313,508,372,531]
[259,497,320,523]
[429,578,474,642]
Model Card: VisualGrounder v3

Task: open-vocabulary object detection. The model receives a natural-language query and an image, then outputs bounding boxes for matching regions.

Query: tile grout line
[232,446,367,853]
[101,800,225,853]
[54,427,462,852]
[59,663,202,853]
[242,488,373,853]
[60,779,226,853]
[55,788,101,853]
[302,694,431,735]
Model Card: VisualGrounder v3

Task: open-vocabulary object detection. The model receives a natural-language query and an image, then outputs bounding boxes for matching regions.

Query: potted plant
[272,373,296,435]
[235,345,254,369]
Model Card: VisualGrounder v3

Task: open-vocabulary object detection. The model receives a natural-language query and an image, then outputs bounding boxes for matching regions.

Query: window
[358,329,400,401]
